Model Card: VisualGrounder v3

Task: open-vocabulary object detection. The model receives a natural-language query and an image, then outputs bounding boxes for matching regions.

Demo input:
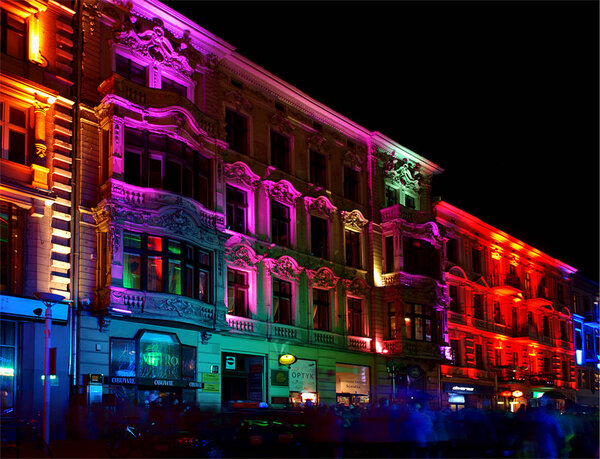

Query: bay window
[123,230,212,302]
[116,54,146,85]
[404,303,441,342]
[123,128,211,208]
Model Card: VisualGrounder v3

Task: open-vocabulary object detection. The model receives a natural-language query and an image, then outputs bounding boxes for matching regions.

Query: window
[181,345,197,381]
[560,321,568,341]
[513,352,519,367]
[404,303,440,342]
[473,294,484,320]
[450,339,461,366]
[225,109,248,154]
[310,216,328,258]
[347,297,363,336]
[270,130,290,173]
[227,268,249,317]
[472,248,482,273]
[345,229,361,268]
[385,185,398,207]
[161,76,186,97]
[115,54,146,85]
[122,231,212,302]
[1,10,25,58]
[226,185,247,234]
[446,238,458,264]
[557,283,564,304]
[404,194,416,209]
[384,236,394,273]
[0,202,24,295]
[403,237,440,279]
[0,320,16,410]
[273,278,292,325]
[0,102,28,165]
[271,201,290,247]
[543,357,551,375]
[542,316,550,337]
[123,128,211,207]
[387,302,396,339]
[495,349,502,367]
[449,285,460,313]
[494,302,503,324]
[110,338,136,377]
[475,344,484,369]
[561,361,569,381]
[312,289,330,331]
[343,166,359,201]
[309,149,327,188]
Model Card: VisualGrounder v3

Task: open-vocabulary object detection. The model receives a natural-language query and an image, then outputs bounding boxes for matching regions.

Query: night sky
[169,1,599,282]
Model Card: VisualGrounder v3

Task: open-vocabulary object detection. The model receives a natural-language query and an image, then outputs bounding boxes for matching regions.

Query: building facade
[0,0,76,439]
[1,0,597,442]
[571,273,600,407]
[434,200,578,411]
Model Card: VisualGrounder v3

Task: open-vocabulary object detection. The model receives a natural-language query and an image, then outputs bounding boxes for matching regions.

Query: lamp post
[34,292,65,447]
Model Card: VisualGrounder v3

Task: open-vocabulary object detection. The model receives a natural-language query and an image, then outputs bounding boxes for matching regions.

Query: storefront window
[110,338,136,377]
[138,332,180,380]
[0,320,16,410]
[336,363,370,406]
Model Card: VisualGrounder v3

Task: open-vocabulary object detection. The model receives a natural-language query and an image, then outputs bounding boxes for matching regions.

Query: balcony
[309,330,345,347]
[529,373,556,387]
[381,204,433,224]
[98,74,219,138]
[539,335,554,346]
[105,287,222,329]
[557,339,571,351]
[267,322,307,342]
[514,324,539,341]
[492,274,523,297]
[524,286,554,308]
[494,367,527,383]
[402,340,444,360]
[472,317,491,331]
[441,365,468,378]
[347,335,373,352]
[448,310,466,325]
[491,322,512,337]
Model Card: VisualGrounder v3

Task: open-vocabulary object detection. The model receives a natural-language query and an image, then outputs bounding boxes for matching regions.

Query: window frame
[1,10,26,59]
[122,231,213,303]
[225,108,249,155]
[309,214,329,259]
[343,166,360,202]
[0,201,24,295]
[312,288,330,331]
[344,228,362,269]
[272,277,293,325]
[270,200,291,248]
[404,303,441,343]
[309,149,327,189]
[226,184,248,235]
[347,296,364,337]
[270,129,291,173]
[0,99,29,165]
[227,267,250,318]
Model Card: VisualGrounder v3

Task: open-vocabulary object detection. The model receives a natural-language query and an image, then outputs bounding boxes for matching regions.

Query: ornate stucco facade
[1,0,597,442]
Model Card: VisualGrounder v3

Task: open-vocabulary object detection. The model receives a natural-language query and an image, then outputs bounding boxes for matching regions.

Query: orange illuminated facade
[434,200,578,411]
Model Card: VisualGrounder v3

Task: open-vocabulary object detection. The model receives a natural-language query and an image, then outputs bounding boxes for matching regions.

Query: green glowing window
[138,331,180,380]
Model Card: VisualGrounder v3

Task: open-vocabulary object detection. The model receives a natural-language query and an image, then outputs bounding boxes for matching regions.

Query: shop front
[105,330,200,409]
[288,359,317,406]
[221,352,265,406]
[336,363,370,407]
[442,382,495,410]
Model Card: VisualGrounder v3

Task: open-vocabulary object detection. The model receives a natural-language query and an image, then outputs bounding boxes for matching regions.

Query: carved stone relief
[265,255,303,280]
[342,277,370,297]
[224,90,253,113]
[304,195,337,220]
[341,209,368,231]
[306,132,330,153]
[306,267,339,289]
[269,113,294,134]
[263,179,302,206]
[224,161,260,189]
[225,244,259,269]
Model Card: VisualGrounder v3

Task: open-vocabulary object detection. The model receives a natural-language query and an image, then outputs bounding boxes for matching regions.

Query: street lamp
[34,292,65,447]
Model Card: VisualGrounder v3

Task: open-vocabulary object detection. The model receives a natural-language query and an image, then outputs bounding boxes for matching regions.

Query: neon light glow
[576,350,583,365]
[28,15,41,65]
[0,367,15,377]
[512,390,523,397]
[532,391,544,399]
[110,307,133,315]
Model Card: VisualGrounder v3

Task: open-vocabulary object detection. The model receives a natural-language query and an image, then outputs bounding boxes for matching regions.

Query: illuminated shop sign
[106,376,203,389]
[443,382,493,395]
[289,359,316,393]
[336,363,370,395]
[279,354,297,365]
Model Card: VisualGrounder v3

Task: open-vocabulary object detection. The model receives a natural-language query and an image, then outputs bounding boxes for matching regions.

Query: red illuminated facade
[434,200,578,410]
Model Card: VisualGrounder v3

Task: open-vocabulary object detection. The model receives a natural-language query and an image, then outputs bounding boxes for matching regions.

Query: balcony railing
[529,373,556,387]
[494,367,527,383]
[448,311,466,325]
[98,74,219,138]
[441,365,468,378]
[514,325,539,340]
[381,204,433,224]
[539,335,554,346]
[492,322,512,337]
[472,317,490,331]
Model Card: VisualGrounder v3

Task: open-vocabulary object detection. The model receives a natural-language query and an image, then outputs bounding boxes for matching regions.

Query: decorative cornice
[304,195,337,220]
[306,267,339,289]
[225,243,259,269]
[263,179,302,206]
[265,255,303,280]
[402,221,445,249]
[223,161,260,189]
[269,112,294,134]
[306,132,330,153]
[342,277,370,297]
[341,209,368,231]
[224,90,253,113]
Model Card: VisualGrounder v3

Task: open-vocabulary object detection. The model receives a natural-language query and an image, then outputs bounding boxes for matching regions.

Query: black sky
[170,1,599,282]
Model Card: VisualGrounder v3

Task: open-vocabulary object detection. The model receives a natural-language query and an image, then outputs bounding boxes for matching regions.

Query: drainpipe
[69,0,84,396]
